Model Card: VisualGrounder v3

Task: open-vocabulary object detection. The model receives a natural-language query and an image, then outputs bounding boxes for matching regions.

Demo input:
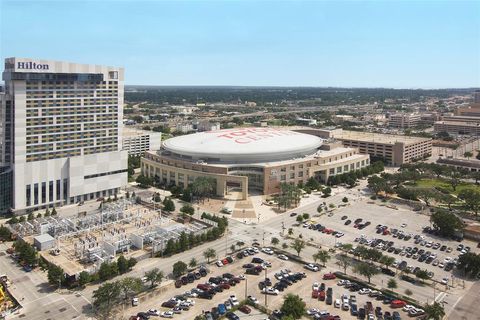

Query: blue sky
[1,0,479,88]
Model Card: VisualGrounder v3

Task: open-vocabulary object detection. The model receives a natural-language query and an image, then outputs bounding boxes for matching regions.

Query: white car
[304,263,320,272]
[262,287,279,295]
[359,288,371,295]
[148,309,161,316]
[312,282,320,291]
[335,232,345,238]
[401,223,407,228]
[334,299,341,308]
[229,295,239,306]
[261,247,274,255]
[237,274,246,280]
[444,257,452,263]
[278,254,289,260]
[247,295,258,304]
[306,308,319,316]
[216,260,224,267]
[441,277,449,285]
[160,311,174,318]
[403,304,415,312]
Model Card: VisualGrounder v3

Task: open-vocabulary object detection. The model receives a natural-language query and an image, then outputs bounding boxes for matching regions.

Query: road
[448,280,480,320]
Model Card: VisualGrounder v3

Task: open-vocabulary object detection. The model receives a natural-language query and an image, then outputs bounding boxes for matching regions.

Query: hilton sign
[17,62,49,70]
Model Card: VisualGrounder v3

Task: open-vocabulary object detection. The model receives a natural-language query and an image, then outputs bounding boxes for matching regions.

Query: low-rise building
[175,123,194,133]
[436,158,480,172]
[434,120,480,136]
[388,113,421,128]
[122,127,161,156]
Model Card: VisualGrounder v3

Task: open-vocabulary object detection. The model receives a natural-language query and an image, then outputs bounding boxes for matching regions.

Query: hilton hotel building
[0,58,128,214]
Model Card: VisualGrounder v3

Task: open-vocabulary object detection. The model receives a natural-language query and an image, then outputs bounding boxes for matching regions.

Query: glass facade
[0,167,12,213]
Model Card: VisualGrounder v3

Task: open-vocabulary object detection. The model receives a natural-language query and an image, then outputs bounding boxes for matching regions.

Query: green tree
[336,254,351,274]
[449,171,463,191]
[92,282,121,317]
[459,189,480,216]
[0,226,12,241]
[302,213,310,220]
[342,197,348,203]
[119,277,142,300]
[203,248,216,263]
[464,151,473,159]
[415,269,430,282]
[290,238,306,257]
[27,212,34,221]
[162,197,175,212]
[430,210,464,237]
[145,268,164,288]
[271,237,280,247]
[45,208,51,217]
[189,258,197,268]
[47,264,65,288]
[380,255,396,270]
[117,255,128,274]
[353,262,379,283]
[423,302,445,320]
[296,215,304,223]
[439,193,457,210]
[280,294,306,319]
[78,271,91,287]
[180,204,195,215]
[367,176,390,196]
[172,261,188,278]
[136,174,153,188]
[51,207,57,215]
[127,257,137,269]
[312,250,331,267]
[457,252,480,278]
[98,262,117,281]
[322,187,332,197]
[387,278,397,289]
[405,289,413,296]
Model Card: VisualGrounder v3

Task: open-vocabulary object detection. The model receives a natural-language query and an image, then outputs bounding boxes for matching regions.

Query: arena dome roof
[162,127,323,163]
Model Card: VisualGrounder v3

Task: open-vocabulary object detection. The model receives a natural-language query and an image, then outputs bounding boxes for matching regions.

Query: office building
[296,128,432,166]
[122,127,161,156]
[434,120,480,136]
[388,113,421,128]
[141,127,369,199]
[1,58,128,214]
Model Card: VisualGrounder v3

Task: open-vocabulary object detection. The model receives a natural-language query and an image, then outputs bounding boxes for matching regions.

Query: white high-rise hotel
[0,58,128,214]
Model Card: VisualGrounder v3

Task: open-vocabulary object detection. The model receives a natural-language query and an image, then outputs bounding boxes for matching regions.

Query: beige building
[122,127,162,156]
[434,120,480,136]
[141,128,370,199]
[291,128,432,166]
[388,113,421,128]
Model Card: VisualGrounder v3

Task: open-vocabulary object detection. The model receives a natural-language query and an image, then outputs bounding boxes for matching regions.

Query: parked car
[238,305,251,314]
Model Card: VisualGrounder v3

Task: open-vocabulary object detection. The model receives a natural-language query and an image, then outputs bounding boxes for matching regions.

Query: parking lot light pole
[264,267,268,307]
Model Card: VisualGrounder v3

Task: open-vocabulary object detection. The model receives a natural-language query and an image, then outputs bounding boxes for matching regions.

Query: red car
[323,273,336,280]
[312,290,319,298]
[239,305,251,314]
[318,290,326,301]
[390,300,406,308]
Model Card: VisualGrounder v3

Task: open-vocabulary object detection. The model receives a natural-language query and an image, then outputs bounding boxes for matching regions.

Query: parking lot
[293,199,479,285]
[124,248,421,320]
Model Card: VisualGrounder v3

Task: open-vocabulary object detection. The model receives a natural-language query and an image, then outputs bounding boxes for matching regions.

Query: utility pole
[264,266,268,307]
[244,276,248,300]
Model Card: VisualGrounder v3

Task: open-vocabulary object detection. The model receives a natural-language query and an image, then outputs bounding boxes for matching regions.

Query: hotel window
[26,185,31,207]
[41,182,46,203]
[281,175,286,181]
[34,183,39,205]
[298,171,304,177]
[329,168,335,175]
[56,180,61,200]
[290,166,295,171]
[337,167,342,173]
[49,181,54,202]
[63,179,68,200]
[280,167,286,172]
[344,165,349,171]
[290,172,295,179]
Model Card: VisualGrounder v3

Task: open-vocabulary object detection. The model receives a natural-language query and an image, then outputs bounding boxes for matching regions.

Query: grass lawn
[415,179,480,195]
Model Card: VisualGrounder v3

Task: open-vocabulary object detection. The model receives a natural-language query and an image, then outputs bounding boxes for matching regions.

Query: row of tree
[93,268,164,319]
[160,213,227,256]
[7,207,58,224]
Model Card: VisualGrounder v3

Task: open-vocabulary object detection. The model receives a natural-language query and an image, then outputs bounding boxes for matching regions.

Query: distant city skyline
[1,0,479,88]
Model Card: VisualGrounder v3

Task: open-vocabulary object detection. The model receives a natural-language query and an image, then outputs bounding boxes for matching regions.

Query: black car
[341,215,348,220]
[326,294,333,305]
[440,245,447,251]
[245,268,260,275]
[198,291,213,300]
[381,268,395,276]
[358,308,366,320]
[401,275,416,284]
[344,219,352,225]
[252,257,264,264]
[242,263,255,269]
[290,212,297,217]
[225,312,240,320]
[137,312,150,320]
